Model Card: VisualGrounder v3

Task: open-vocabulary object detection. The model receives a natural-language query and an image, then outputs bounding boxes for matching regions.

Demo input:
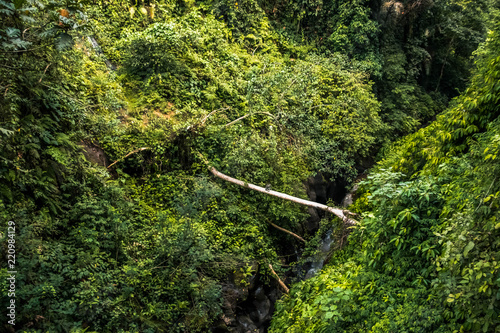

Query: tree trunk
[205,164,358,226]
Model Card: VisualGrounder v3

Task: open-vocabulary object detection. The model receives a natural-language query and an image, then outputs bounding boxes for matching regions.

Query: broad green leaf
[464,241,475,256]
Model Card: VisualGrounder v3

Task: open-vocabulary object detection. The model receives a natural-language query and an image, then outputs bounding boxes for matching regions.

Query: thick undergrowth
[0,0,497,332]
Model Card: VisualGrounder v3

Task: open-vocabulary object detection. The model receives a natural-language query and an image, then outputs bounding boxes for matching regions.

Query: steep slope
[270,21,500,333]
[0,0,493,332]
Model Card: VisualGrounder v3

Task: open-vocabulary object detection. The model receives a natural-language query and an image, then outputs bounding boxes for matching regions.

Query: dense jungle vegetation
[1,0,499,331]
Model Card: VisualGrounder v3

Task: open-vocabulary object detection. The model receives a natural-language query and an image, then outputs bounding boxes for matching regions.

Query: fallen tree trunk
[200,156,358,225]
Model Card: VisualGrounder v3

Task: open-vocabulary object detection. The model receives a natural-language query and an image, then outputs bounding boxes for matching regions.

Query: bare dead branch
[267,220,306,243]
[107,147,150,169]
[225,114,251,127]
[3,84,12,97]
[38,64,51,83]
[22,28,30,39]
[225,112,275,127]
[269,264,289,293]
[200,106,230,125]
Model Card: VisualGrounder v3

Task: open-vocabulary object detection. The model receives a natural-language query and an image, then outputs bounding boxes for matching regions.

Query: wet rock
[306,173,326,203]
[268,287,280,304]
[251,287,271,324]
[253,286,267,302]
[341,183,359,207]
[212,316,232,332]
[216,270,281,333]
[79,140,109,167]
[304,172,349,233]
[306,206,320,232]
[219,262,261,331]
[222,281,248,323]
[236,315,259,333]
[253,297,271,323]
[304,174,327,233]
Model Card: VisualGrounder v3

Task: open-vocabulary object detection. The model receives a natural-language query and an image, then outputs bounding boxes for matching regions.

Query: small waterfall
[304,228,334,279]
[299,180,361,280]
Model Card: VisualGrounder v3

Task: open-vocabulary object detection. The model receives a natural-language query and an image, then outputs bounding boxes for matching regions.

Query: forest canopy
[1,0,499,332]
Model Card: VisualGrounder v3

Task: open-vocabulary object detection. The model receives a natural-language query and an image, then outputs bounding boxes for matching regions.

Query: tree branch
[38,64,51,83]
[267,220,306,243]
[107,147,150,169]
[186,107,231,131]
[268,264,289,293]
[225,114,251,127]
[201,106,230,125]
[225,112,275,127]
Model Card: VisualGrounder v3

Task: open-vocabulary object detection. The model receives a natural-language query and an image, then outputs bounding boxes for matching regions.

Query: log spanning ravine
[107,147,358,225]
[200,156,359,226]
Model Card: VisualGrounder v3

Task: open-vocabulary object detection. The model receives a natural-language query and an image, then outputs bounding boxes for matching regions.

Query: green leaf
[56,33,74,51]
[13,0,26,9]
[463,241,474,256]
[0,127,14,136]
